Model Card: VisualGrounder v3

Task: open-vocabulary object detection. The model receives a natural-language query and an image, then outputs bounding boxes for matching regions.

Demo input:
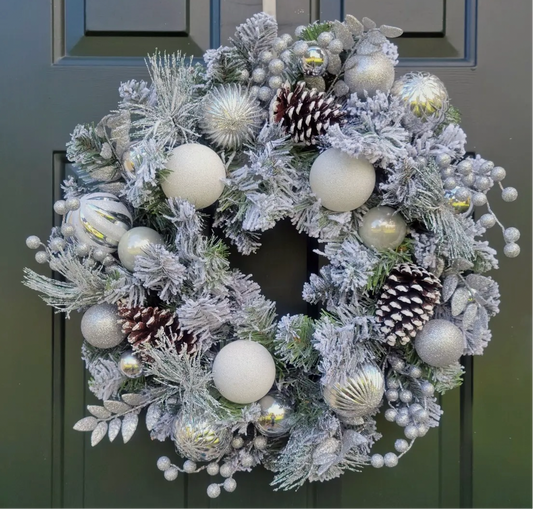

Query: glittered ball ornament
[256,392,295,437]
[117,226,164,271]
[161,144,225,210]
[212,340,276,404]
[173,409,232,462]
[324,364,385,423]
[414,319,464,367]
[301,46,328,76]
[118,350,143,378]
[344,53,395,98]
[65,193,132,253]
[391,72,449,125]
[359,206,407,250]
[309,149,375,212]
[81,303,126,349]
[201,85,263,150]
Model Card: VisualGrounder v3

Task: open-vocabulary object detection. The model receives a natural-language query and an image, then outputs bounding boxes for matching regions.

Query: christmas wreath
[23,13,520,497]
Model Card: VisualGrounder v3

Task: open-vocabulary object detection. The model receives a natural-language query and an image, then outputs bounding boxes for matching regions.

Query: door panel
[1,0,530,507]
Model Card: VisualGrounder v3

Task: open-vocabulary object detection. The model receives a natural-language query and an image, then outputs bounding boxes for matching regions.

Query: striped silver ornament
[65,192,132,253]
[324,364,385,422]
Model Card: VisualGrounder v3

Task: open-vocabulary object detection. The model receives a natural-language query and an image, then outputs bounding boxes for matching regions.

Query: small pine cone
[273,81,345,145]
[375,263,442,346]
[118,306,198,355]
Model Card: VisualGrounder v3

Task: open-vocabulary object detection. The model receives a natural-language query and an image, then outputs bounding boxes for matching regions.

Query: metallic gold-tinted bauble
[255,392,295,437]
[65,193,132,253]
[301,46,328,76]
[173,409,232,462]
[444,187,473,215]
[359,206,407,250]
[391,72,449,123]
[324,364,385,422]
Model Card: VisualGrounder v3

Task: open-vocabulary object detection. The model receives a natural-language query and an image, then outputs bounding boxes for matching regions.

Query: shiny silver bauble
[255,392,295,437]
[118,350,143,378]
[301,46,328,76]
[117,226,164,272]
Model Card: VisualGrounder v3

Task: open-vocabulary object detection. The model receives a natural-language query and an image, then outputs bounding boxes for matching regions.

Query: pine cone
[118,306,198,355]
[375,263,442,346]
[273,81,345,145]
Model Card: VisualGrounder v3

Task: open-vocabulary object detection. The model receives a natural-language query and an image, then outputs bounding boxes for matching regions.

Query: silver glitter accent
[200,85,263,150]
[414,319,464,367]
[87,405,112,419]
[121,412,139,443]
[80,303,126,349]
[108,418,121,442]
[157,456,171,471]
[451,287,471,316]
[121,393,147,406]
[26,235,41,249]
[91,422,108,446]
[207,484,221,499]
[223,478,237,493]
[504,243,520,258]
[344,53,394,98]
[103,400,131,414]
[164,467,179,481]
[146,403,162,431]
[73,416,98,431]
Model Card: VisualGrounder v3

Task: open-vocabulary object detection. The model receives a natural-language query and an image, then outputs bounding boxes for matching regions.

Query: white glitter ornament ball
[212,340,276,404]
[415,319,464,367]
[161,144,225,210]
[359,206,407,250]
[201,85,263,150]
[81,303,125,349]
[344,53,395,98]
[310,148,375,212]
[65,193,132,253]
[117,226,164,271]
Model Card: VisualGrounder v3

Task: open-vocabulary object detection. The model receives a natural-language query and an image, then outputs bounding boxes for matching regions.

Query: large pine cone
[273,81,345,145]
[118,306,198,355]
[375,263,442,346]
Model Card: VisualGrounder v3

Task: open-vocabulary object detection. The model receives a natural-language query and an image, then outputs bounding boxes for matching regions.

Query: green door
[1,1,531,507]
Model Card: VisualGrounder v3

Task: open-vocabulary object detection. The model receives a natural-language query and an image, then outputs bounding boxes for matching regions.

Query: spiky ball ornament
[201,84,263,149]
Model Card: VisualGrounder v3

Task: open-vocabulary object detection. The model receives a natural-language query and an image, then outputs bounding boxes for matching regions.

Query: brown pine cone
[118,306,198,355]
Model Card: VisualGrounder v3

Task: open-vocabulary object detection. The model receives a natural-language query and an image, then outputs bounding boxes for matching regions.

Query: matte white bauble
[309,148,376,212]
[212,340,276,404]
[118,226,164,271]
[161,143,226,209]
[65,193,132,253]
[359,206,407,250]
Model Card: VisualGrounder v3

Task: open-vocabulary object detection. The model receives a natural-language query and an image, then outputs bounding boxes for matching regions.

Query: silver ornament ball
[206,462,220,476]
[253,435,268,450]
[53,200,67,215]
[359,206,407,250]
[301,46,328,76]
[462,173,476,186]
[384,408,397,422]
[173,410,232,462]
[268,75,283,90]
[49,238,65,253]
[386,389,399,402]
[281,33,293,45]
[223,478,237,493]
[457,160,473,175]
[26,235,41,250]
[259,50,274,63]
[420,381,435,396]
[252,67,266,83]
[61,223,76,238]
[164,467,179,481]
[472,192,487,207]
[502,187,518,202]
[324,364,385,421]
[117,226,164,272]
[475,176,491,191]
[408,403,423,416]
[219,463,233,478]
[436,153,452,168]
[240,453,254,468]
[35,251,49,264]
[81,303,125,349]
[404,424,419,439]
[415,319,464,367]
[394,439,409,453]
[294,25,306,37]
[503,227,520,243]
[481,161,495,172]
[345,52,395,98]
[118,350,143,378]
[292,40,309,56]
[65,197,81,211]
[157,456,171,471]
[75,243,90,257]
[479,214,496,229]
[387,378,400,389]
[183,459,197,473]
[370,454,384,468]
[257,86,272,102]
[443,177,457,190]
[272,37,287,53]
[317,31,334,48]
[491,166,506,182]
[268,58,285,75]
[328,38,344,54]
[415,409,429,423]
[92,248,107,262]
[231,436,244,449]
[409,366,423,379]
[399,390,413,404]
[417,423,429,437]
[256,392,295,437]
[384,452,398,467]
[395,413,410,427]
[161,143,226,210]
[207,484,221,499]
[504,243,520,258]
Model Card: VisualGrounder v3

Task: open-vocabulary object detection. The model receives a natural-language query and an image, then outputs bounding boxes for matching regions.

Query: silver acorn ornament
[344,52,395,98]
[173,409,232,462]
[391,72,449,128]
[301,46,328,76]
[65,192,132,253]
[200,84,263,150]
[255,392,295,437]
[324,364,385,423]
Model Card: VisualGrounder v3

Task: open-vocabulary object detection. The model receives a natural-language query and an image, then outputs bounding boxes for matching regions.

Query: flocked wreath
[23,13,520,497]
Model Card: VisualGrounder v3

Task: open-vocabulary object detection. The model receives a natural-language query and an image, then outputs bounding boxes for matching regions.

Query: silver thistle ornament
[324,364,385,424]
[200,84,263,150]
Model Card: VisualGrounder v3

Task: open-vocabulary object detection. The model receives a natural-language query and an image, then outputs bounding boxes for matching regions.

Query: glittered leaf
[477,305,489,328]
[452,258,474,271]
[122,393,147,406]
[122,412,139,443]
[463,303,479,330]
[362,17,376,30]
[91,422,108,446]
[356,40,381,55]
[87,405,112,419]
[146,403,162,431]
[104,400,132,414]
[379,25,403,38]
[451,287,470,316]
[333,20,355,50]
[366,31,387,45]
[465,274,490,291]
[108,418,122,442]
[73,416,98,432]
[442,275,459,302]
[345,15,364,35]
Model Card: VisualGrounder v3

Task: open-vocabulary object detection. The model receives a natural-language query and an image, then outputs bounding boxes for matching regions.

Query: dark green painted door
[1,1,531,507]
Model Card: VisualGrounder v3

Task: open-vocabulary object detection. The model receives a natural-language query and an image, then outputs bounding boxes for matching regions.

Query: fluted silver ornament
[301,46,328,76]
[200,85,263,150]
[256,392,295,437]
[324,364,385,423]
[173,409,232,462]
[65,192,132,253]
[391,72,449,128]
[118,350,143,378]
